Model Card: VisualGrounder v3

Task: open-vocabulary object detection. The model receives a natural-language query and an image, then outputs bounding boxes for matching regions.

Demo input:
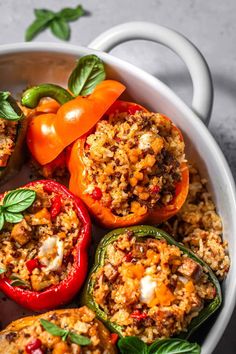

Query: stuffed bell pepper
[68,100,189,228]
[0,91,27,183]
[82,226,221,343]
[0,307,117,353]
[0,180,91,311]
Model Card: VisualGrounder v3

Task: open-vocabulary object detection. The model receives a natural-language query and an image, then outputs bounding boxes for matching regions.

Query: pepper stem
[21,84,73,108]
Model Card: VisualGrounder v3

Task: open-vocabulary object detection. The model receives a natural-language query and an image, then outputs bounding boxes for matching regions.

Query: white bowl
[0,22,235,354]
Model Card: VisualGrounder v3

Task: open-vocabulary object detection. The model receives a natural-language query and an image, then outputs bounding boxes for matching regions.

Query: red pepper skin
[130,310,147,320]
[0,180,91,311]
[49,195,62,218]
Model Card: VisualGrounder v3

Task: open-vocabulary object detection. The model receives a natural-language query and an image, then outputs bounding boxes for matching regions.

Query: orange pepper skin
[27,100,64,165]
[54,80,125,147]
[36,100,60,114]
[26,80,125,166]
[27,113,65,166]
[68,101,189,228]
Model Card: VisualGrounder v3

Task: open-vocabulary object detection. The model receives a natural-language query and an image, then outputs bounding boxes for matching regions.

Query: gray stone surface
[0,0,235,352]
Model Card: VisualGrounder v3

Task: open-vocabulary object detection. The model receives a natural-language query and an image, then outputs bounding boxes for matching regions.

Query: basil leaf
[0,268,6,274]
[40,319,67,337]
[0,91,10,100]
[25,16,54,41]
[50,18,70,41]
[68,55,105,96]
[3,189,36,213]
[148,339,201,354]
[0,213,5,230]
[118,337,148,354]
[34,8,55,20]
[68,332,91,346]
[10,275,30,288]
[62,330,69,342]
[0,93,22,121]
[4,212,23,224]
[58,5,85,21]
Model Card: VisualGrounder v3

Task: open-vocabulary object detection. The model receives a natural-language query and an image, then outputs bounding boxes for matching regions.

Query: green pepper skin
[21,84,73,108]
[81,225,222,340]
[0,97,28,184]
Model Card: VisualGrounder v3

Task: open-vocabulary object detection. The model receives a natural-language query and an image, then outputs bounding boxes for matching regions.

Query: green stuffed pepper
[82,225,221,344]
[0,92,27,184]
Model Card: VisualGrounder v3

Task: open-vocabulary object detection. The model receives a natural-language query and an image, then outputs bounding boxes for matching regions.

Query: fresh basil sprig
[40,319,91,346]
[118,337,201,354]
[0,189,36,230]
[68,55,106,96]
[25,4,85,41]
[0,268,6,274]
[0,91,22,121]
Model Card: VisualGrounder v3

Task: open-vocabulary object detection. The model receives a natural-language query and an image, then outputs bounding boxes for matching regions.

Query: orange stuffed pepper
[68,100,189,228]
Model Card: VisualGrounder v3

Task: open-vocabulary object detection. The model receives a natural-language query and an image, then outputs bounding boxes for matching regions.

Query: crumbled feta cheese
[139,133,153,150]
[38,236,64,272]
[140,275,157,303]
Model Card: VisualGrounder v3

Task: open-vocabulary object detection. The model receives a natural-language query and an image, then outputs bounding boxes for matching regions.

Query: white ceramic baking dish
[0,22,235,354]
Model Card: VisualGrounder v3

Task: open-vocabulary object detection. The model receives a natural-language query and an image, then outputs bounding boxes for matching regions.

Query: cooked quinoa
[0,307,115,353]
[92,231,216,343]
[83,111,185,216]
[162,166,230,279]
[0,184,80,291]
[0,118,18,167]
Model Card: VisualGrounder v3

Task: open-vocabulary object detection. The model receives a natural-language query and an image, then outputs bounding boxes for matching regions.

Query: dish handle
[89,22,213,125]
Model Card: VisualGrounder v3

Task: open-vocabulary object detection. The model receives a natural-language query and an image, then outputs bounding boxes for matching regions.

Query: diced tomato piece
[91,187,102,200]
[26,259,40,273]
[25,338,43,354]
[124,252,134,262]
[130,310,147,320]
[110,333,119,345]
[151,186,160,194]
[50,195,62,219]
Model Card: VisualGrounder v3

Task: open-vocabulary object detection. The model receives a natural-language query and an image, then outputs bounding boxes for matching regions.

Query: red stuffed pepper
[0,180,91,311]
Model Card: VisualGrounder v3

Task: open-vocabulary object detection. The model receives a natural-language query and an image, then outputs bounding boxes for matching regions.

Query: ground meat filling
[83,112,185,216]
[92,232,216,343]
[0,118,18,167]
[2,307,110,353]
[0,185,80,291]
